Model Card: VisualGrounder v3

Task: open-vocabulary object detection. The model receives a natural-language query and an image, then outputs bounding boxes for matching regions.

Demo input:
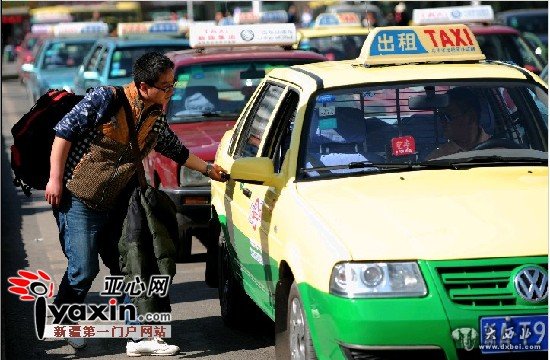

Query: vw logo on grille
[514,266,548,303]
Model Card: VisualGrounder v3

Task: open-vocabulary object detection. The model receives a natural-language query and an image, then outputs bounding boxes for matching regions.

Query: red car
[15,31,50,84]
[143,24,326,262]
[471,24,546,74]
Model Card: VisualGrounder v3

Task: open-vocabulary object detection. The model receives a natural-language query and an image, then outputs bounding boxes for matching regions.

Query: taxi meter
[189,23,296,48]
[358,24,485,66]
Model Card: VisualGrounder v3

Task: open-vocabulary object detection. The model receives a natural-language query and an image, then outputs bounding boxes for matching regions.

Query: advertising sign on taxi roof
[412,5,494,25]
[358,24,485,66]
[189,23,296,48]
[117,21,185,37]
[54,22,108,37]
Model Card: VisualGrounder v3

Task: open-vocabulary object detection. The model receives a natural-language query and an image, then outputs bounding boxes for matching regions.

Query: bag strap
[115,86,148,191]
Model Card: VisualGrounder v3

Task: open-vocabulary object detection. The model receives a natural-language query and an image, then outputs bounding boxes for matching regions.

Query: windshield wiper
[300,161,451,173]
[428,155,548,168]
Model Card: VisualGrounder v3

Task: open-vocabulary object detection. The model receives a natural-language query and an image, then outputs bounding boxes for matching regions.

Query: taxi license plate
[480,315,548,354]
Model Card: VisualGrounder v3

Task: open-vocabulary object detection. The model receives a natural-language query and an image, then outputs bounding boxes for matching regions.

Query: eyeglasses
[150,81,176,93]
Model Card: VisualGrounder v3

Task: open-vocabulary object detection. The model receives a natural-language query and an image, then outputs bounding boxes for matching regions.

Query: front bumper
[162,186,211,228]
[300,257,548,360]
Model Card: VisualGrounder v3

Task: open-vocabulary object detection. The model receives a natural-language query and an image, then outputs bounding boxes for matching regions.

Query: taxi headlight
[179,166,210,187]
[329,262,427,298]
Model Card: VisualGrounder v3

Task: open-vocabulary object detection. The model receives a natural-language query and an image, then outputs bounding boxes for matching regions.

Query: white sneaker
[66,337,87,349]
[126,337,179,357]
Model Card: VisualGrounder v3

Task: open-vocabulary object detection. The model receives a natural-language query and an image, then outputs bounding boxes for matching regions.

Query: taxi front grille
[435,262,548,307]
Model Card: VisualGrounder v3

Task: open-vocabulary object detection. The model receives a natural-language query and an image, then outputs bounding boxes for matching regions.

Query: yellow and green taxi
[295,13,371,61]
[208,24,548,360]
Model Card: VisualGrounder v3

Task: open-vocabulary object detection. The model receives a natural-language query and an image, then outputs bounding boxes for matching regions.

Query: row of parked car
[15,5,548,263]
[12,5,548,359]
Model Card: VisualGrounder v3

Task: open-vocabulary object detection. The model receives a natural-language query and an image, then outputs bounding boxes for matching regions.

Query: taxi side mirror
[409,93,448,110]
[231,157,279,187]
[21,63,34,73]
[83,71,99,80]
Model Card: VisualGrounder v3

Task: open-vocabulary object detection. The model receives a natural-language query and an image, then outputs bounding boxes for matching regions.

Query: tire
[276,281,317,360]
[204,216,221,288]
[174,213,192,263]
[218,241,246,326]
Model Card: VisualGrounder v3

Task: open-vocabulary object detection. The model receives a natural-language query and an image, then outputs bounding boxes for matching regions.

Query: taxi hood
[295,167,548,261]
[169,120,234,159]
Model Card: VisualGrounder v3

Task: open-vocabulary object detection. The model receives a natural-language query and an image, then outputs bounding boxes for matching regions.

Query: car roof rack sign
[357,24,486,66]
[412,5,495,26]
[117,21,187,38]
[53,22,109,37]
[188,23,297,48]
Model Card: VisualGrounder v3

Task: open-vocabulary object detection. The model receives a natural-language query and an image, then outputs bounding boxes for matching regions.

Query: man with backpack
[44,52,227,355]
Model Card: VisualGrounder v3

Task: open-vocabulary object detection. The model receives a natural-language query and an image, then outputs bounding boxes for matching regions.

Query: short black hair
[447,87,481,117]
[133,52,174,87]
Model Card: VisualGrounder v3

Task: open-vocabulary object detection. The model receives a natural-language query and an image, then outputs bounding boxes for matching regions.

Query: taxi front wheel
[276,281,317,360]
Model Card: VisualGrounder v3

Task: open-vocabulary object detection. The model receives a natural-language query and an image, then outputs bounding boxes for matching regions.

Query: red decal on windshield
[391,135,416,156]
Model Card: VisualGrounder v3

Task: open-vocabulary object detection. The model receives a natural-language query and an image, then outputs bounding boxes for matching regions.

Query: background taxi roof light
[31,24,55,35]
[189,23,296,48]
[412,5,494,26]
[54,22,108,37]
[314,12,361,28]
[358,24,485,66]
[117,21,184,38]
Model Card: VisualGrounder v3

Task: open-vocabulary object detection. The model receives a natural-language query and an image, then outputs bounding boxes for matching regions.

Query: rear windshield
[108,45,188,79]
[166,59,318,123]
[40,41,95,70]
[506,14,548,36]
[300,81,548,179]
[476,34,545,73]
[299,34,368,61]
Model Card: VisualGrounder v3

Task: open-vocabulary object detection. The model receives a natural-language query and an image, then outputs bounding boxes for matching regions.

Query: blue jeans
[53,194,124,311]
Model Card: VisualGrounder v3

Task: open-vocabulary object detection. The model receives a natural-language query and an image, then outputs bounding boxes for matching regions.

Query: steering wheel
[473,138,524,150]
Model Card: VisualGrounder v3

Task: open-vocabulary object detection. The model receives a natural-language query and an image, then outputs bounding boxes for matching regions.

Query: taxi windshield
[300,81,548,179]
[108,45,187,79]
[167,60,311,122]
[40,41,95,70]
[300,34,368,60]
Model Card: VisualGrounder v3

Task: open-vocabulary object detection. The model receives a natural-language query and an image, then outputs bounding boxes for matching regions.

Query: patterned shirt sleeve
[153,115,190,164]
[54,87,116,141]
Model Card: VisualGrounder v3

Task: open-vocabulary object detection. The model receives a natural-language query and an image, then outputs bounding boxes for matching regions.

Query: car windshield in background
[108,46,186,79]
[167,60,311,122]
[41,41,95,70]
[301,82,548,179]
[476,34,545,72]
[506,14,548,45]
[301,35,368,60]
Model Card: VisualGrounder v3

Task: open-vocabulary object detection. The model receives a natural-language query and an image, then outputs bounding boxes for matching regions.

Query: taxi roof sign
[358,24,485,66]
[189,23,296,48]
[314,12,361,27]
[54,22,108,37]
[412,5,494,26]
[31,24,55,35]
[117,21,185,38]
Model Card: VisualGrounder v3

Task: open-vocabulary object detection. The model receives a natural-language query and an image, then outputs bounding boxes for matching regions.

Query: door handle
[241,187,252,198]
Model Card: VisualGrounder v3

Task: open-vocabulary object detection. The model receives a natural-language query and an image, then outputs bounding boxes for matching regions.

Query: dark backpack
[11,90,84,196]
[10,87,123,196]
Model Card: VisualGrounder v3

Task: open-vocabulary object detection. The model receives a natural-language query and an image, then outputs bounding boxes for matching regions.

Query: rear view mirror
[240,65,265,80]
[408,94,449,110]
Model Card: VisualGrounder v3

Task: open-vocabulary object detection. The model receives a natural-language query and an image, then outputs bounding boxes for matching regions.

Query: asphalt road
[1,72,275,359]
